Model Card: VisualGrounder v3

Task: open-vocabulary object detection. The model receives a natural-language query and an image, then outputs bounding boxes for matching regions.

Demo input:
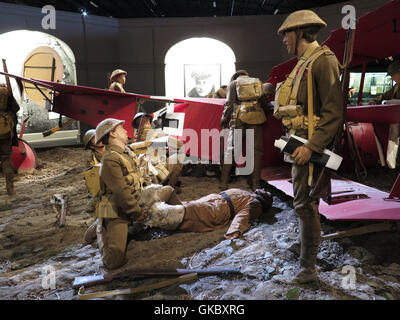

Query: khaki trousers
[221,124,263,189]
[99,218,130,270]
[291,163,321,269]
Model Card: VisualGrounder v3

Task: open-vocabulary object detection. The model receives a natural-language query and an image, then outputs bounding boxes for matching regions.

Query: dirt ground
[0,146,400,300]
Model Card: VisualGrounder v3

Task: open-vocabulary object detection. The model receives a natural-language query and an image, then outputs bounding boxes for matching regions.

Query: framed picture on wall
[184,64,221,98]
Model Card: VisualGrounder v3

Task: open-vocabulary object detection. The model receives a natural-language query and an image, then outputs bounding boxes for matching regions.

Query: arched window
[165,37,236,98]
[0,30,78,146]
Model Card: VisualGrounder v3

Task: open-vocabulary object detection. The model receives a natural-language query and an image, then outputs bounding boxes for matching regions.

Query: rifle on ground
[78,273,197,300]
[310,27,355,202]
[72,267,241,289]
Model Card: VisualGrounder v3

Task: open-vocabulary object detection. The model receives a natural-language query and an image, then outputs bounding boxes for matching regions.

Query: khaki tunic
[86,150,103,168]
[98,144,150,270]
[179,188,263,237]
[295,46,344,153]
[290,44,343,216]
[100,144,144,219]
[109,81,125,93]
[0,95,19,175]
[369,82,400,105]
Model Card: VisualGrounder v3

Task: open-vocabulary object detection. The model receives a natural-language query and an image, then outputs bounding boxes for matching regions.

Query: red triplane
[1,0,400,238]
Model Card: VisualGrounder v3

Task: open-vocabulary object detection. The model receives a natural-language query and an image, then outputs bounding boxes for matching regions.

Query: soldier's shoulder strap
[110,150,136,174]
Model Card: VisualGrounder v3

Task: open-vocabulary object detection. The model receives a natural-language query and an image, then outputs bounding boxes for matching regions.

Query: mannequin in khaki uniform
[274,10,343,283]
[368,60,400,105]
[132,113,183,191]
[109,69,127,93]
[220,71,271,191]
[0,84,19,196]
[139,186,272,240]
[94,118,151,270]
[82,129,106,243]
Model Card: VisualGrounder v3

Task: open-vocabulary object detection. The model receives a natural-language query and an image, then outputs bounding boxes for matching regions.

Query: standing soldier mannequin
[273,10,343,284]
[220,70,269,191]
[0,83,19,196]
[109,69,127,93]
[94,118,151,270]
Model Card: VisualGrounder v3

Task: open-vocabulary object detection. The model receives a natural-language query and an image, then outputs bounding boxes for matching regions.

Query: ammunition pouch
[275,105,320,132]
[237,101,267,125]
[0,111,15,137]
[84,164,102,198]
[155,163,170,182]
[95,194,119,219]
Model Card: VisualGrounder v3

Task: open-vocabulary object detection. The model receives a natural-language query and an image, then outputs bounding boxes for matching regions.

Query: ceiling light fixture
[89,2,98,8]
[213,1,216,8]
[274,9,279,14]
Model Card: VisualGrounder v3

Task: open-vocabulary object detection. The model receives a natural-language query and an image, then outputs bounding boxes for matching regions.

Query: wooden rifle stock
[135,116,145,141]
[72,267,241,289]
[42,118,74,137]
[310,28,355,201]
[2,59,12,97]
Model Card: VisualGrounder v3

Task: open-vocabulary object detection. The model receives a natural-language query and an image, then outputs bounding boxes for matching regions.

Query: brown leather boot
[5,174,16,196]
[220,163,232,190]
[294,211,321,284]
[83,219,98,244]
[251,154,263,191]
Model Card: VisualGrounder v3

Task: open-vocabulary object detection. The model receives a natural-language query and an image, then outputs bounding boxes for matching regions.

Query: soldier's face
[391,72,400,84]
[283,30,297,55]
[113,124,128,144]
[118,74,126,85]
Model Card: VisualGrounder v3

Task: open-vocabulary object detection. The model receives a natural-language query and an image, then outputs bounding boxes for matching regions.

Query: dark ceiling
[1,0,350,18]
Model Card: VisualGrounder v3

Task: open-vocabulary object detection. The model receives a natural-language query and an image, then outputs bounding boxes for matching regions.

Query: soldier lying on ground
[137,185,273,240]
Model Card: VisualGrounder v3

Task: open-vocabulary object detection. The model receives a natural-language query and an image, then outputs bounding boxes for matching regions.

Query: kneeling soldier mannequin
[94,118,152,270]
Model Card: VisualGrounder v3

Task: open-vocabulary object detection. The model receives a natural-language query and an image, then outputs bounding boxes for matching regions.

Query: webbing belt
[220,192,235,218]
